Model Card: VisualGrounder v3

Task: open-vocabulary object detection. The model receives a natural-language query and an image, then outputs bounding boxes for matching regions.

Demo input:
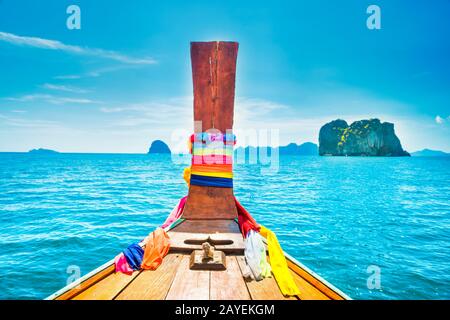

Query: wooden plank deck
[66,252,338,300]
[210,256,250,300]
[165,255,210,300]
[115,254,182,300]
[72,270,140,300]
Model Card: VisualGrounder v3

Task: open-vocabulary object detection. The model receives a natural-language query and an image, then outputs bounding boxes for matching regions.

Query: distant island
[24,142,449,158]
[411,149,450,157]
[149,134,450,158]
[148,140,171,154]
[148,139,318,156]
[278,142,318,155]
[235,142,318,156]
[28,148,59,155]
[319,119,410,157]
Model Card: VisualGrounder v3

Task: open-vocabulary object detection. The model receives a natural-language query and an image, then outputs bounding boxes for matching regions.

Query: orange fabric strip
[191,164,233,173]
[141,228,170,270]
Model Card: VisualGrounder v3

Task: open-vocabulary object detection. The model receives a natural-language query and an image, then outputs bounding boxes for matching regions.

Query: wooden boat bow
[46,41,350,301]
[182,41,239,221]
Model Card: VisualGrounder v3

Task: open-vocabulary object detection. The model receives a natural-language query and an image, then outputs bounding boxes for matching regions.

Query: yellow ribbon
[190,170,233,178]
[259,225,300,296]
[192,147,233,156]
[183,167,191,186]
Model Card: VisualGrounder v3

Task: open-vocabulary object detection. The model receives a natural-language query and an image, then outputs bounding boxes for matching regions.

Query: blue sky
[0,0,449,153]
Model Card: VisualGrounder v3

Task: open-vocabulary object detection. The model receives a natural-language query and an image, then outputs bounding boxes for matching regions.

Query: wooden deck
[58,251,346,300]
[50,220,349,300]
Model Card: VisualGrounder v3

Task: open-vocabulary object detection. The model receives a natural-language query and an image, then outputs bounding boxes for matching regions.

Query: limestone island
[319,119,410,157]
[148,140,171,154]
[28,148,59,155]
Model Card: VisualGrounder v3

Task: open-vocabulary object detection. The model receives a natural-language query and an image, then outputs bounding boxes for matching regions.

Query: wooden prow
[182,41,239,220]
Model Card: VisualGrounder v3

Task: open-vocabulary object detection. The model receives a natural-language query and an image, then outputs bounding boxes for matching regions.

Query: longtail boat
[46,41,350,301]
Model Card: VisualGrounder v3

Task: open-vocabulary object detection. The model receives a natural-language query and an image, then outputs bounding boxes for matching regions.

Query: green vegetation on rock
[318,118,410,157]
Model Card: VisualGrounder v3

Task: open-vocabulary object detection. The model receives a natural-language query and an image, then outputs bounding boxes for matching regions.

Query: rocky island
[28,148,59,154]
[319,119,410,156]
[148,140,171,154]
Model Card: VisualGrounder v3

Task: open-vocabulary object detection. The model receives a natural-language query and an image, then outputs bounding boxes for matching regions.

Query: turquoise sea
[0,153,449,299]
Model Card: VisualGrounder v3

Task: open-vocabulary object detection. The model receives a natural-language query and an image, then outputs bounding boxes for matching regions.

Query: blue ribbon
[190,174,233,188]
[123,243,144,270]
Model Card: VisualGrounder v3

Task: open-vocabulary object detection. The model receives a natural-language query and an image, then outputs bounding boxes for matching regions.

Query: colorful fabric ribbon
[123,243,144,271]
[190,171,233,179]
[141,228,171,270]
[236,198,300,296]
[192,147,234,157]
[192,155,233,165]
[191,163,232,173]
[236,198,260,237]
[244,230,272,281]
[191,132,236,144]
[190,174,233,188]
[186,132,235,188]
[259,225,300,296]
[114,253,134,275]
[161,196,187,229]
[115,199,187,275]
[183,167,191,186]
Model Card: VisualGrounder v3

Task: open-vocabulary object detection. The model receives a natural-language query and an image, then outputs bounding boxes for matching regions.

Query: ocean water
[0,153,449,300]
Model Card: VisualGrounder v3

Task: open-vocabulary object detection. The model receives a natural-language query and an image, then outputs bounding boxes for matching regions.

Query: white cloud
[41,83,89,94]
[435,115,445,124]
[5,94,100,105]
[55,64,139,80]
[54,75,81,80]
[0,31,157,65]
[0,114,60,128]
[100,97,192,129]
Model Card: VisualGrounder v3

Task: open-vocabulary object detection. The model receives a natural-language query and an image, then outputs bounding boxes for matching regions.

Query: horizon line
[1,146,449,154]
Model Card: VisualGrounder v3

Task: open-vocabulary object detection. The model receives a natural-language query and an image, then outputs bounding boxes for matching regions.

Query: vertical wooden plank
[235,256,294,300]
[183,41,239,221]
[165,255,210,300]
[183,185,237,220]
[72,271,140,300]
[210,256,251,300]
[190,41,238,132]
[191,41,215,130]
[215,41,238,131]
[115,254,182,300]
